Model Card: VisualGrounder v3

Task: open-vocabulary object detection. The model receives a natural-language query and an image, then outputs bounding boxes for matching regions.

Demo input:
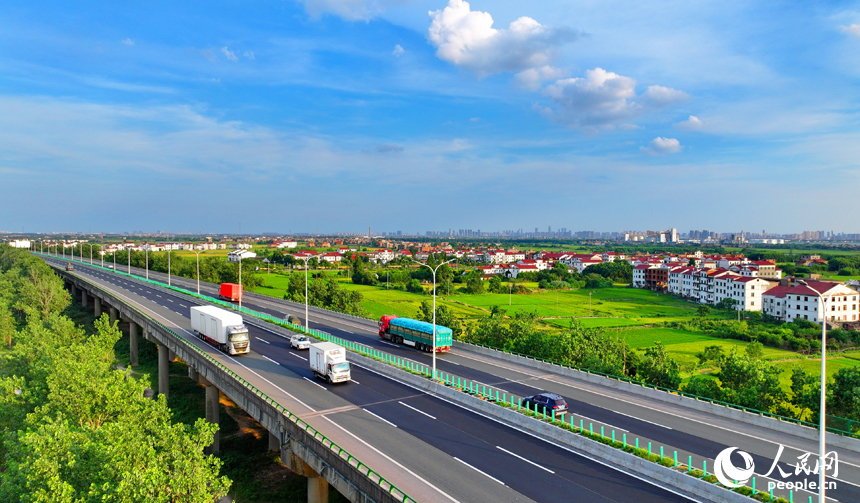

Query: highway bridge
[40,254,860,503]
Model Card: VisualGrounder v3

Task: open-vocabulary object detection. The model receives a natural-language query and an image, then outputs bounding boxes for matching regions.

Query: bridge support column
[204,382,220,454]
[268,430,279,452]
[129,322,139,366]
[94,297,102,317]
[109,306,118,327]
[157,343,169,400]
[307,468,329,503]
[70,284,77,299]
[188,367,198,381]
[81,289,87,308]
[168,349,176,362]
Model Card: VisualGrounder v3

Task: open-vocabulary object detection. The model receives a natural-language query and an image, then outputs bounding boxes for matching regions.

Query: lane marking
[454,457,505,485]
[156,294,162,298]
[380,341,399,348]
[290,353,308,361]
[255,337,271,344]
[399,401,436,420]
[350,379,360,384]
[167,299,173,302]
[180,304,188,308]
[262,355,280,366]
[495,445,555,474]
[608,409,672,429]
[303,376,327,390]
[363,408,397,428]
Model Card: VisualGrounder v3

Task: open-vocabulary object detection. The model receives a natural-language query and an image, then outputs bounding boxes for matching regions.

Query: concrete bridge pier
[268,430,280,452]
[94,297,102,317]
[109,306,118,327]
[307,472,329,503]
[157,342,169,400]
[168,349,176,362]
[199,375,221,454]
[81,289,87,308]
[128,321,139,366]
[70,284,77,299]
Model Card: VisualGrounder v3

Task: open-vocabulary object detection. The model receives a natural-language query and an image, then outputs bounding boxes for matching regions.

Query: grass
[773,357,860,391]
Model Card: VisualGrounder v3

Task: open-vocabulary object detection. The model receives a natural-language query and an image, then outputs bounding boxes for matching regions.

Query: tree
[829,366,860,421]
[717,350,785,412]
[465,275,485,295]
[745,341,765,360]
[696,305,711,320]
[695,345,724,366]
[407,279,424,294]
[416,300,463,338]
[637,342,681,389]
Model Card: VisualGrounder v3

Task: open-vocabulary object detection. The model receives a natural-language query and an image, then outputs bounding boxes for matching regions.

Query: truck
[219,283,243,302]
[309,342,351,384]
[190,305,250,355]
[378,315,452,353]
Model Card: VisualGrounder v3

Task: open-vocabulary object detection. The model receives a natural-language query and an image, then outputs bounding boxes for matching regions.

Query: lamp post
[145,248,149,279]
[238,253,243,310]
[82,244,94,265]
[192,250,203,295]
[128,248,131,275]
[412,257,456,380]
[589,291,594,317]
[168,247,172,286]
[798,279,829,503]
[113,250,116,272]
[296,255,314,330]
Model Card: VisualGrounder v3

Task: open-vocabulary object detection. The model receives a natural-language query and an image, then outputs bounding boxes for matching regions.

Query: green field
[772,357,860,391]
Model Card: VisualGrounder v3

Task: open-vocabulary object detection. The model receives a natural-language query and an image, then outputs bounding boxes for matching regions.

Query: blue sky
[1,0,859,235]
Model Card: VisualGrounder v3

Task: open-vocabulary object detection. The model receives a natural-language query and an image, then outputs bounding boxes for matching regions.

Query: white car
[290,335,311,350]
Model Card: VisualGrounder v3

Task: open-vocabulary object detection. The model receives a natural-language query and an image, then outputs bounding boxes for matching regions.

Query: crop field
[617,327,797,368]
[772,357,860,390]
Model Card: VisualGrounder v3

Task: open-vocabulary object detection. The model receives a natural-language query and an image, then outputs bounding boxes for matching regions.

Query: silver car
[290,334,310,350]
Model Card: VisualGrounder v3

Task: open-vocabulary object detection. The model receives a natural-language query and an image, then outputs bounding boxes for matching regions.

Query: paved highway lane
[50,258,697,503]
[53,257,860,501]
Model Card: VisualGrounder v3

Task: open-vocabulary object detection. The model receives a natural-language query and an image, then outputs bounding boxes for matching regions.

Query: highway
[65,256,860,502]
[46,256,695,503]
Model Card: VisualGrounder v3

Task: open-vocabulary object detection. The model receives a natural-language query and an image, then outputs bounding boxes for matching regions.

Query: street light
[128,248,131,275]
[798,279,830,503]
[238,254,243,310]
[168,247,172,286]
[296,255,315,330]
[412,256,456,380]
[82,243,94,265]
[192,250,203,295]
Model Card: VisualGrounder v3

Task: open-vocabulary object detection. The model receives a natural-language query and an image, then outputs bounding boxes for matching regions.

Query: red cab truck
[219,283,243,302]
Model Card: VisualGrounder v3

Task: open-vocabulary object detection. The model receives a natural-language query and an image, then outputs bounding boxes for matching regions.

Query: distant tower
[368,226,371,241]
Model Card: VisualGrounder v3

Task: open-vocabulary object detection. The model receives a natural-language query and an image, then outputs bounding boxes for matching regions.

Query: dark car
[65,263,74,271]
[522,393,568,415]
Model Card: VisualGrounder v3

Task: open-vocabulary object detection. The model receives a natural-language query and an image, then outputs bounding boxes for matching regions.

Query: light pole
[145,248,149,279]
[128,248,131,275]
[193,250,203,295]
[798,280,829,503]
[113,250,116,272]
[296,255,314,330]
[589,291,594,317]
[412,257,456,380]
[168,247,172,286]
[238,254,243,310]
[82,244,94,265]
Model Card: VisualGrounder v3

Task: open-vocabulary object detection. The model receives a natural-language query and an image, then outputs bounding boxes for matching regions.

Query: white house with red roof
[319,252,343,263]
[762,280,859,324]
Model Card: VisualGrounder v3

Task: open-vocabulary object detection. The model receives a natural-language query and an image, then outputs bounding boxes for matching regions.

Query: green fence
[45,254,416,503]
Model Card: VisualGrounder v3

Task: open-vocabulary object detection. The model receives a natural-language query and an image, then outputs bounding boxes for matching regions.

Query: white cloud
[469,117,480,122]
[640,137,682,155]
[392,44,405,57]
[428,0,578,78]
[675,115,703,130]
[540,68,686,130]
[243,50,255,60]
[122,38,134,46]
[298,0,408,21]
[514,65,566,91]
[222,47,238,62]
[840,24,860,39]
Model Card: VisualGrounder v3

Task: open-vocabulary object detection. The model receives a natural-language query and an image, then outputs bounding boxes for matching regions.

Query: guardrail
[46,255,416,503]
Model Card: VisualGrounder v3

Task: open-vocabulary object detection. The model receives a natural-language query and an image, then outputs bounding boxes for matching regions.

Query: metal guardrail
[45,254,416,503]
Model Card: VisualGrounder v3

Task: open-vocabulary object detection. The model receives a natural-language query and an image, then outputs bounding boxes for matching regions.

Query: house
[270,241,297,249]
[762,279,859,324]
[319,252,343,263]
[227,249,257,262]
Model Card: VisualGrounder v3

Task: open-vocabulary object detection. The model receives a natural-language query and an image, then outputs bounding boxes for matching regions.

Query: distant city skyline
[2,1,860,232]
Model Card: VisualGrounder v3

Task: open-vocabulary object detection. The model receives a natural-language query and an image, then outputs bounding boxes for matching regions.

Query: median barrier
[453,340,860,453]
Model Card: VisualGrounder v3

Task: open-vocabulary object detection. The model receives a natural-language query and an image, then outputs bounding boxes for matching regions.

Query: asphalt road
[48,256,696,503]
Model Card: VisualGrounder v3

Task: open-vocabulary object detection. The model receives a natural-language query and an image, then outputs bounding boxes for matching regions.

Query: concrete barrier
[350,353,753,503]
[454,340,860,453]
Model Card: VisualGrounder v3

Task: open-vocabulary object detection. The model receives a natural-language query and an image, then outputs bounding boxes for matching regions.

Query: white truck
[309,342,351,384]
[190,305,250,355]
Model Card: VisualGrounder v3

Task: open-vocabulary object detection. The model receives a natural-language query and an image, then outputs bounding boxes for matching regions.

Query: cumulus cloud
[392,44,405,57]
[675,115,703,130]
[840,24,860,38]
[540,68,687,130]
[428,0,578,78]
[515,65,567,91]
[640,137,682,155]
[122,38,134,46]
[222,47,238,62]
[469,117,480,122]
[243,50,255,59]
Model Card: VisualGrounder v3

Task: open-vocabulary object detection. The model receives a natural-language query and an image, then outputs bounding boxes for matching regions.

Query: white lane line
[608,409,673,429]
[290,353,308,361]
[454,457,505,485]
[180,304,188,308]
[156,294,162,298]
[350,379,360,384]
[496,445,555,474]
[167,299,173,302]
[176,311,182,315]
[255,337,271,344]
[262,355,280,366]
[574,413,627,432]
[303,376,327,390]
[363,408,397,427]
[399,401,436,420]
[380,341,399,347]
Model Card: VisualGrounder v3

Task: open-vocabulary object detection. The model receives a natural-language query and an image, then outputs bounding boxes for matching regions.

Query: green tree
[745,341,765,360]
[465,275,485,295]
[637,342,681,389]
[695,345,724,366]
[696,305,711,320]
[416,300,463,338]
[829,366,860,421]
[718,350,785,412]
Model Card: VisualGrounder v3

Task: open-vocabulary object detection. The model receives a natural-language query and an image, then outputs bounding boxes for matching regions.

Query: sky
[1,0,859,235]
